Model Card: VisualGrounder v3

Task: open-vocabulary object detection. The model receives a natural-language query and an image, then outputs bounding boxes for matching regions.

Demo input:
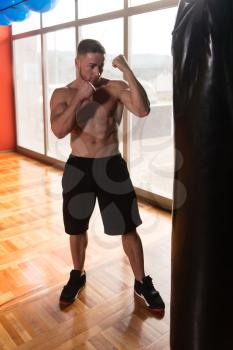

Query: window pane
[129,8,177,198]
[13,36,44,153]
[129,0,160,6]
[42,0,75,27]
[78,0,123,19]
[44,28,76,161]
[79,19,124,153]
[12,11,40,35]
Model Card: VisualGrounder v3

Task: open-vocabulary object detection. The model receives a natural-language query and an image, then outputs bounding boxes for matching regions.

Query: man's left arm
[112,55,150,117]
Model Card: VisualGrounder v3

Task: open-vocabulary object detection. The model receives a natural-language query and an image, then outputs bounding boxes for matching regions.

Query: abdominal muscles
[70,101,121,158]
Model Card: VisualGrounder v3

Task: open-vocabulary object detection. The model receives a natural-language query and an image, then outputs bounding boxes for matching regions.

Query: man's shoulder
[50,86,71,104]
[53,86,70,96]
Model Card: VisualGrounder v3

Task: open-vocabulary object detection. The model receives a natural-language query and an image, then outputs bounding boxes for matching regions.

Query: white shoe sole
[134,290,165,312]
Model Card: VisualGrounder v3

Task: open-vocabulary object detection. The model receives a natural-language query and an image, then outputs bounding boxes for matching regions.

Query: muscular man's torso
[65,78,123,158]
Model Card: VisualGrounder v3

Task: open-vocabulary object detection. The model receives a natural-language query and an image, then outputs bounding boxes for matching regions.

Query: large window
[13,36,44,154]
[129,0,160,6]
[129,8,176,199]
[78,0,123,18]
[12,0,178,206]
[42,0,75,27]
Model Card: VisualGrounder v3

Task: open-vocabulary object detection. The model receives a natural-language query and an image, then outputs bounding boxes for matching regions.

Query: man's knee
[70,232,88,246]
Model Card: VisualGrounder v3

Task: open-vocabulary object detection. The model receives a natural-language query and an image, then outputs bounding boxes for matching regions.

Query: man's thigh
[95,155,142,235]
[62,156,96,235]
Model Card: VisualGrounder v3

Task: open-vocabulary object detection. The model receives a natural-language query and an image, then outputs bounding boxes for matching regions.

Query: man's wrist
[123,67,134,79]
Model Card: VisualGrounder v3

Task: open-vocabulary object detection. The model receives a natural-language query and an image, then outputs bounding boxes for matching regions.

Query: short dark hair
[77,39,105,56]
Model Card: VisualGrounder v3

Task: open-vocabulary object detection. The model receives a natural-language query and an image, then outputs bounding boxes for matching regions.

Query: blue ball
[0,13,12,26]
[4,3,30,22]
[26,0,58,13]
[0,1,17,11]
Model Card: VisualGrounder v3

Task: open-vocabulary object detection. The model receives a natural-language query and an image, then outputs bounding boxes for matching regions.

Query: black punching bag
[171,1,233,349]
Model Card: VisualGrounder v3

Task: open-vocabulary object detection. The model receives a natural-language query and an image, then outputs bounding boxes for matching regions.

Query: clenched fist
[112,54,131,73]
[76,80,95,101]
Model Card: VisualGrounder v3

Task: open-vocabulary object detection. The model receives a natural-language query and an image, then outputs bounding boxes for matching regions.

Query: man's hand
[112,54,131,73]
[75,80,95,102]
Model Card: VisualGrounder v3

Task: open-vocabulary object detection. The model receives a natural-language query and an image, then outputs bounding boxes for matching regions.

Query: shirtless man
[50,39,165,314]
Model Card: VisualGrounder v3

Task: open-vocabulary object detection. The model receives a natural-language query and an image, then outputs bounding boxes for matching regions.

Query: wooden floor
[0,152,172,350]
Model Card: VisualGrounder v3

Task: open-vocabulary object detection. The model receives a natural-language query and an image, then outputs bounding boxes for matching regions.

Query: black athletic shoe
[59,270,86,306]
[134,275,165,314]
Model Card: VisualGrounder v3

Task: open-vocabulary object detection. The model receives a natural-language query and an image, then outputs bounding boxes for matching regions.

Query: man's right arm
[50,88,82,139]
[50,83,93,139]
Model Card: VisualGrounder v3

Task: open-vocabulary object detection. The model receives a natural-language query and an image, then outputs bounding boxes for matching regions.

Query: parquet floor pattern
[0,152,172,350]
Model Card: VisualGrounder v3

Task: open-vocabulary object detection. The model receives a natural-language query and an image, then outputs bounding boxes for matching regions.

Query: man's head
[76,39,106,84]
[77,39,105,56]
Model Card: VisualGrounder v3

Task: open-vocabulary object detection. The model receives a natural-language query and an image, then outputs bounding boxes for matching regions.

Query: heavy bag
[171,0,233,349]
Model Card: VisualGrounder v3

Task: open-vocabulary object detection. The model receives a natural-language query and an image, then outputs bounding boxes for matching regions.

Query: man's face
[76,52,105,84]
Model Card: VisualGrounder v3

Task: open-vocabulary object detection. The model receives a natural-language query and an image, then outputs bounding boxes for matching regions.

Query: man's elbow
[137,106,150,118]
[51,125,66,139]
[56,132,65,139]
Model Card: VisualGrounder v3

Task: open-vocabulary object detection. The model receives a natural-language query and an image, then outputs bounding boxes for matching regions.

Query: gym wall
[0,26,16,151]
